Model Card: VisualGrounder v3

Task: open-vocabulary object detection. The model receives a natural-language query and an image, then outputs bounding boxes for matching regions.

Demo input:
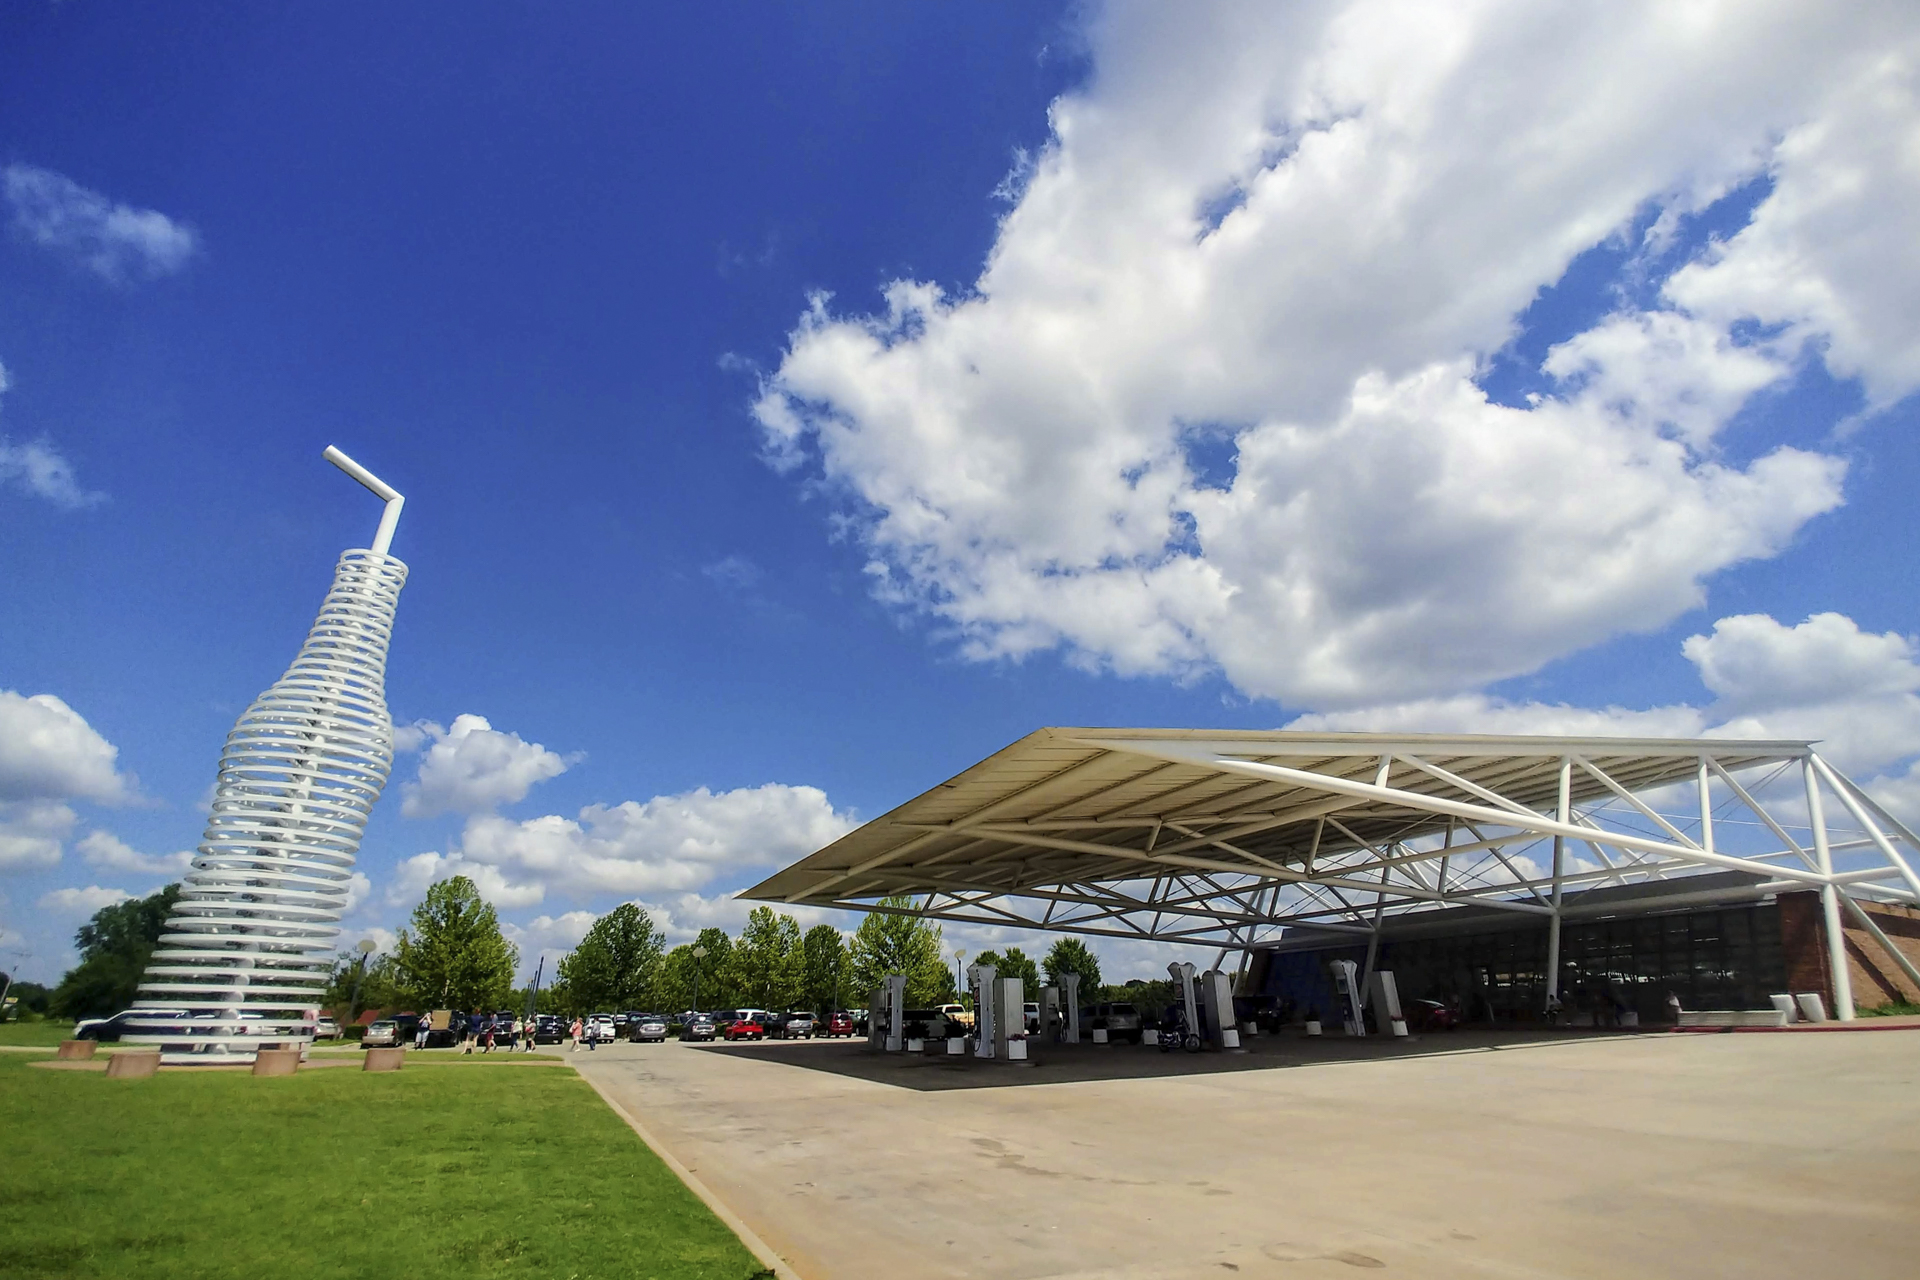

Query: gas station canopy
[743,728,1920,962]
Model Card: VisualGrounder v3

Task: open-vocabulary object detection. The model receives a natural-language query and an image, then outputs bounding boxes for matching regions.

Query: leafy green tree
[651,945,697,1014]
[557,903,665,1012]
[322,949,406,1018]
[991,946,1040,992]
[50,884,183,1019]
[390,876,518,1010]
[688,927,736,1009]
[848,896,953,1005]
[508,980,568,1016]
[1043,936,1103,998]
[800,924,847,1013]
[730,907,803,1010]
[2,977,52,1019]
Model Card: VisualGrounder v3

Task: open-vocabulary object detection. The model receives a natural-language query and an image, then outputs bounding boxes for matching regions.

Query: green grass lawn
[0,1054,767,1280]
[0,1021,76,1047]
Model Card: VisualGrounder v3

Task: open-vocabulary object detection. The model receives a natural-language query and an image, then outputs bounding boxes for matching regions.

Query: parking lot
[576,1028,1920,1279]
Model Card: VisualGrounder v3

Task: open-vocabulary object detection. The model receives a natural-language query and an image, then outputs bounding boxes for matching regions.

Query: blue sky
[6,3,1920,985]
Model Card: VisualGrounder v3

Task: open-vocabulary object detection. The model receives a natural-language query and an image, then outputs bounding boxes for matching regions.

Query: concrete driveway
[575,1030,1920,1279]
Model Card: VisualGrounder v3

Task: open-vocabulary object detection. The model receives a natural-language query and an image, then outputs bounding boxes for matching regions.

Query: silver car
[630,1016,669,1043]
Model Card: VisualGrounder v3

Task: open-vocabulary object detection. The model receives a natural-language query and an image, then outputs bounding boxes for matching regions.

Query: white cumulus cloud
[754,1,1916,707]
[0,801,76,871]
[1290,610,1920,816]
[0,691,135,804]
[36,885,134,915]
[388,782,857,909]
[4,163,198,283]
[399,714,573,818]
[76,830,192,876]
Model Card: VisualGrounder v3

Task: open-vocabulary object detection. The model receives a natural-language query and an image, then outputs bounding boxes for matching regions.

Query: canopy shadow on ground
[688,1026,1652,1091]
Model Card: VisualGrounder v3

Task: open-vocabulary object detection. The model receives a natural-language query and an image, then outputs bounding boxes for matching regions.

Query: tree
[390,876,518,1010]
[731,907,804,1009]
[651,945,697,1014]
[688,927,736,1009]
[800,924,847,1013]
[322,949,405,1018]
[51,884,183,1019]
[558,903,664,1012]
[1043,937,1103,998]
[992,946,1040,992]
[848,897,953,1005]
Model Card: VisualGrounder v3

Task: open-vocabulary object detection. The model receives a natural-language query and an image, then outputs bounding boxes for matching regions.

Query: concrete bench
[105,1051,161,1078]
[252,1047,302,1076]
[55,1039,96,1060]
[363,1046,406,1072]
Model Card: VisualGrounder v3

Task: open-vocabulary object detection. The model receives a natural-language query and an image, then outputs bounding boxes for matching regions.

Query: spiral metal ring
[126,549,407,1062]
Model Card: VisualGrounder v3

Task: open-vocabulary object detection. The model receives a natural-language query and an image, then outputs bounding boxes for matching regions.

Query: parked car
[680,1014,718,1042]
[313,1015,341,1040]
[363,1019,401,1047]
[769,1011,817,1039]
[1024,1001,1041,1034]
[721,1013,766,1041]
[73,1009,188,1041]
[823,1011,855,1038]
[936,1002,973,1029]
[1081,1001,1145,1043]
[1411,999,1460,1032]
[629,1014,669,1043]
[532,1013,567,1044]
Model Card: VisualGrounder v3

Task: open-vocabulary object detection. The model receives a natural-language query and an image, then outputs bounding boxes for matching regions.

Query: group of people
[453,1011,538,1054]
[390,1011,622,1052]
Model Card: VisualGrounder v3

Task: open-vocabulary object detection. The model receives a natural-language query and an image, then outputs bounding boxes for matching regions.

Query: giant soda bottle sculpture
[128,447,407,1063]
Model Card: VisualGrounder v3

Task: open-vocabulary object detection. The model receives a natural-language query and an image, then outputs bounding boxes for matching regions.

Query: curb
[575,1068,803,1280]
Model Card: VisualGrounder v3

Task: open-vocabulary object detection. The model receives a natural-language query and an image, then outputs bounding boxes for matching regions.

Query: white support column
[1544,757,1571,1009]
[1804,761,1855,1021]
[1697,756,1714,854]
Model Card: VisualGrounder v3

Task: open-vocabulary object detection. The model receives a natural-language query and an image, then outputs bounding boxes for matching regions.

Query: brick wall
[1775,890,1920,1013]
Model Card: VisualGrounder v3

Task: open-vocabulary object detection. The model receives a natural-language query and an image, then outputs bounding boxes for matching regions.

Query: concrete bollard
[363,1047,406,1072]
[1305,1019,1323,1036]
[252,1048,301,1077]
[946,1036,965,1055]
[1092,1028,1109,1044]
[1141,1028,1159,1046]
[56,1039,97,1060]
[105,1050,161,1078]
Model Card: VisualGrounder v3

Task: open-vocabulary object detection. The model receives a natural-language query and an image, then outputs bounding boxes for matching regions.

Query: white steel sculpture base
[128,449,407,1063]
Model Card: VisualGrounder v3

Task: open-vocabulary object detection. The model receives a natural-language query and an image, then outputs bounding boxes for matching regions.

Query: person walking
[570,1015,583,1052]
[482,1012,496,1053]
[463,1010,482,1055]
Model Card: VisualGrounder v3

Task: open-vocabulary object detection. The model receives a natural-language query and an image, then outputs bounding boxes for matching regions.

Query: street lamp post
[953,949,968,1009]
[691,945,708,1016]
[347,938,377,1021]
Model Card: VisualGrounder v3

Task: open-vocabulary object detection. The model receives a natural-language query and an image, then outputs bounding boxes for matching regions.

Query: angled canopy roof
[744,728,1920,951]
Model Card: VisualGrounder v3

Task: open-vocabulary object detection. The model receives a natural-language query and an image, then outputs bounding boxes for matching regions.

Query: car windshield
[1110,1004,1136,1014]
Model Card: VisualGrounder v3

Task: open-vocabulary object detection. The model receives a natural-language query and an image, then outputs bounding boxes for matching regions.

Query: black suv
[532,1014,567,1044]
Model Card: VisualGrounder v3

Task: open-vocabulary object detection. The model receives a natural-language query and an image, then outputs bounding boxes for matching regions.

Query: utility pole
[347,938,377,1020]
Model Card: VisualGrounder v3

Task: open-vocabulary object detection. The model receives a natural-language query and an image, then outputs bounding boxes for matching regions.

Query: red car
[824,1011,855,1038]
[721,1015,766,1041]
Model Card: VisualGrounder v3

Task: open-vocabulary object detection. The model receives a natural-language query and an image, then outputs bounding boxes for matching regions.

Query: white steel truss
[743,728,1920,1021]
